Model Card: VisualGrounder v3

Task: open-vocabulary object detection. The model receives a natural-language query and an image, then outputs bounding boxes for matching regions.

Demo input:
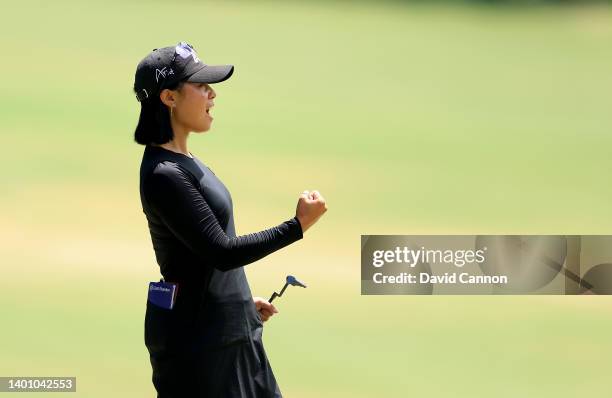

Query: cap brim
[186,64,234,84]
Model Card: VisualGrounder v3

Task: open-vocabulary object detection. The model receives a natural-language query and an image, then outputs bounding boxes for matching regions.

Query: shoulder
[151,160,185,177]
[144,161,194,192]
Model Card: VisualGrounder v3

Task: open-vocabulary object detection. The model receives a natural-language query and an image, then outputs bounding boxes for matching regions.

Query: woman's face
[174,82,216,133]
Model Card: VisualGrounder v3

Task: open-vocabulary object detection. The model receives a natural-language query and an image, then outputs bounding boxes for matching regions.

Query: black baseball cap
[134,41,234,102]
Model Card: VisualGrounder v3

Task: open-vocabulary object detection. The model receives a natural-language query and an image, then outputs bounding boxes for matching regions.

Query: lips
[205,105,213,120]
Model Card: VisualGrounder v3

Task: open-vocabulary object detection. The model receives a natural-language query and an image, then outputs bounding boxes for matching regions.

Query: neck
[160,119,192,157]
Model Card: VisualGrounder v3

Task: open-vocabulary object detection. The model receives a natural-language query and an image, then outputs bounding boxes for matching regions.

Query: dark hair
[133,81,185,146]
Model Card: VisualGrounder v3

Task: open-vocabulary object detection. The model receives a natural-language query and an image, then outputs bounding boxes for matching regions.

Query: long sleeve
[143,161,303,272]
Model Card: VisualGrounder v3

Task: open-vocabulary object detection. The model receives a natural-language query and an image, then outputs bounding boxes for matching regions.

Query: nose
[209,86,216,99]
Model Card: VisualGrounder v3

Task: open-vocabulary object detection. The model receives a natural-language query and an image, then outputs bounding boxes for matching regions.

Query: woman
[133,42,327,397]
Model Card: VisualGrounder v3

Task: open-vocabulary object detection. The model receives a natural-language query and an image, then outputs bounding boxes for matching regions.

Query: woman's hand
[295,190,327,234]
[253,297,278,322]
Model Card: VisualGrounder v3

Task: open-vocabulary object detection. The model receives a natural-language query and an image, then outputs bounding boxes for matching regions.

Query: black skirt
[145,297,282,398]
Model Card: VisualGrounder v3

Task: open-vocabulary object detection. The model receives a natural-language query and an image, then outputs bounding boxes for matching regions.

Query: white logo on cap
[176,42,201,64]
[155,67,174,83]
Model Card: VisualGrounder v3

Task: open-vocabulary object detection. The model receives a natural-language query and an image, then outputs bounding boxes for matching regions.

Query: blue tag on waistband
[148,280,178,309]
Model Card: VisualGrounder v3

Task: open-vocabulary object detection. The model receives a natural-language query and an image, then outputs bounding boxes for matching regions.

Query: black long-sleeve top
[139,144,303,306]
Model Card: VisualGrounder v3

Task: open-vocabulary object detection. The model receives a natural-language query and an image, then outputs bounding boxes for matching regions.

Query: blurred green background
[2,0,612,397]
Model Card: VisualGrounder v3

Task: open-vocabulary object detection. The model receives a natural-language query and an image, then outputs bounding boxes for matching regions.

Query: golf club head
[286,275,307,288]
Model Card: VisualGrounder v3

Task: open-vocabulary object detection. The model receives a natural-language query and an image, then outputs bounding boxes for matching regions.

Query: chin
[194,125,211,133]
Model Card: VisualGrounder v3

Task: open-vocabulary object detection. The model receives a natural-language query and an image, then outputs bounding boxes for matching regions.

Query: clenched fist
[295,190,327,233]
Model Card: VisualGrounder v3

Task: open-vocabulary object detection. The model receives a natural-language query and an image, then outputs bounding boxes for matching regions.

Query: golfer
[133,42,327,397]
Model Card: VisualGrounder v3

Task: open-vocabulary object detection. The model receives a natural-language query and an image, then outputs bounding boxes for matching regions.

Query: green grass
[1,0,612,396]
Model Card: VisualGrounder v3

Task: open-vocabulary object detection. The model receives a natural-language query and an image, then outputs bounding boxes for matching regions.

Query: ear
[159,88,177,108]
